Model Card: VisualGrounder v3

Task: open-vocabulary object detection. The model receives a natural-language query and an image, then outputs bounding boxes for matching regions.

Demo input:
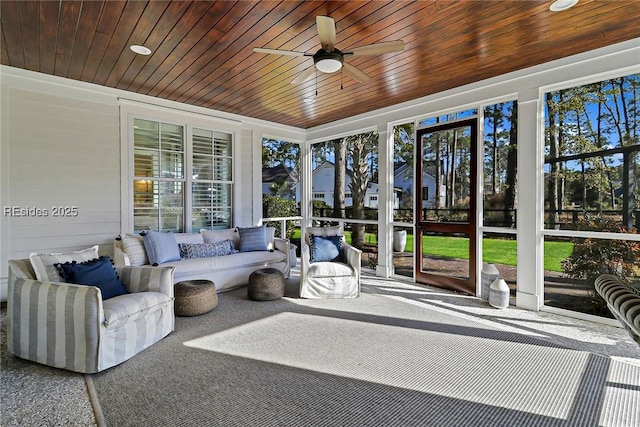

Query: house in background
[394,162,445,209]
[262,164,299,199]
[301,161,399,210]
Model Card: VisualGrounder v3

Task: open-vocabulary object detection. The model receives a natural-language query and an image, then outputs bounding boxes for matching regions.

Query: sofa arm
[301,242,311,271]
[273,237,291,278]
[595,274,640,345]
[7,270,103,373]
[274,237,290,261]
[342,242,362,282]
[116,265,175,298]
[113,244,131,266]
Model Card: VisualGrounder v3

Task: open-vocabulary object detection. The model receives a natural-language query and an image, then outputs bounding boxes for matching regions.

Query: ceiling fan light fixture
[549,0,579,12]
[314,50,343,73]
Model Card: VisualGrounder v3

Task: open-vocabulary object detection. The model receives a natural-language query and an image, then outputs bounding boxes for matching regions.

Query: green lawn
[293,229,573,273]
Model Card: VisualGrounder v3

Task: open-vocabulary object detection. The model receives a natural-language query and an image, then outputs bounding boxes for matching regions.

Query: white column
[300,140,312,232]
[516,90,544,310]
[376,125,392,277]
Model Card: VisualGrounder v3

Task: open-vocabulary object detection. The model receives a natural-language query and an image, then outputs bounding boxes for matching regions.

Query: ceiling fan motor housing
[314,48,343,73]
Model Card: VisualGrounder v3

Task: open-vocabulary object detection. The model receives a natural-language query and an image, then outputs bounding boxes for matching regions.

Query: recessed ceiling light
[550,0,579,12]
[130,45,152,55]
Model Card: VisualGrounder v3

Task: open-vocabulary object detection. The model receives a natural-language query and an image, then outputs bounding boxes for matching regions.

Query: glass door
[415,118,477,294]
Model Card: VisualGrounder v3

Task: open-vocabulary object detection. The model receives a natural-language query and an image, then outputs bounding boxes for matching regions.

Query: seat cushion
[307,261,355,278]
[160,250,286,282]
[103,291,172,330]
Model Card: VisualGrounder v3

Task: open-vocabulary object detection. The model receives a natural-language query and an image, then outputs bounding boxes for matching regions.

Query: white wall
[0,67,305,300]
[0,83,120,300]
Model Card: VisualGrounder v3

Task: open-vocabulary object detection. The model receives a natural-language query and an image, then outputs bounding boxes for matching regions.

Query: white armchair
[300,225,362,298]
[7,259,175,373]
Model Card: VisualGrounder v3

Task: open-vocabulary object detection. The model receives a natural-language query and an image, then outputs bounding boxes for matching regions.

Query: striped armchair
[7,259,175,373]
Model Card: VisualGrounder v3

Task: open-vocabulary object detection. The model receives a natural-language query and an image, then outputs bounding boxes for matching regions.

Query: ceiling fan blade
[292,66,316,84]
[253,47,307,57]
[344,40,405,57]
[316,16,336,51]
[342,63,369,83]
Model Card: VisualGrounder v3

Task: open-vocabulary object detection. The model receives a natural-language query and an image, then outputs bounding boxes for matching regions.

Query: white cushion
[29,245,100,282]
[200,228,239,248]
[102,291,172,330]
[160,251,286,281]
[120,234,148,266]
[174,232,204,245]
[266,227,276,250]
[307,261,354,278]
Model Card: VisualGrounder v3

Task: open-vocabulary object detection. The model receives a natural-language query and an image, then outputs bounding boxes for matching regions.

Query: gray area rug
[89,281,639,427]
[0,304,96,427]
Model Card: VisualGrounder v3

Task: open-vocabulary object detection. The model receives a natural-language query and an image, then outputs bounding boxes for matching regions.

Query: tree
[333,139,346,219]
[546,91,561,228]
[344,131,377,248]
[504,102,518,227]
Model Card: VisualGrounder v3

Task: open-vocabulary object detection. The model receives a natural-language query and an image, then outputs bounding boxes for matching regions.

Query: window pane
[544,74,640,232]
[213,157,232,181]
[193,128,213,155]
[483,101,517,228]
[311,131,379,220]
[193,128,232,182]
[191,182,232,229]
[161,151,183,179]
[543,234,640,318]
[133,119,159,149]
[160,123,183,152]
[134,181,184,232]
[392,226,413,278]
[343,221,378,269]
[393,122,414,222]
[482,232,517,294]
[420,125,471,222]
[214,131,233,156]
[418,108,477,128]
[192,128,233,231]
[420,231,470,281]
[262,138,301,242]
[134,149,158,178]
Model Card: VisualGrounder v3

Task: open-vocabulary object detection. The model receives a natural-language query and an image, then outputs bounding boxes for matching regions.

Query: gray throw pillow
[237,225,268,252]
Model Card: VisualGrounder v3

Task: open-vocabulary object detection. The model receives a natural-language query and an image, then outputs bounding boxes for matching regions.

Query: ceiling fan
[253,16,405,84]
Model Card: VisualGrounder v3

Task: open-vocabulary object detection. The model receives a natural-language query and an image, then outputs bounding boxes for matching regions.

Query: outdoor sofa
[114,226,290,292]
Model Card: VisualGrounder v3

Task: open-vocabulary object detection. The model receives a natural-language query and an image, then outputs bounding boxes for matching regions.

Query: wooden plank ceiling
[2,1,639,129]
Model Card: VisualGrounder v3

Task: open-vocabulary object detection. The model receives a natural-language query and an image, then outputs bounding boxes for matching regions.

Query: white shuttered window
[132,118,233,233]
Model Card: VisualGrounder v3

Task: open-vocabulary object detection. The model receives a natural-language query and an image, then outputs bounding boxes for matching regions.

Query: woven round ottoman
[248,268,285,301]
[174,280,218,316]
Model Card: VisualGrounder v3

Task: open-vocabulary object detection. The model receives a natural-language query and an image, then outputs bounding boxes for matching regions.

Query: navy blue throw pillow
[310,235,343,263]
[55,256,128,300]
